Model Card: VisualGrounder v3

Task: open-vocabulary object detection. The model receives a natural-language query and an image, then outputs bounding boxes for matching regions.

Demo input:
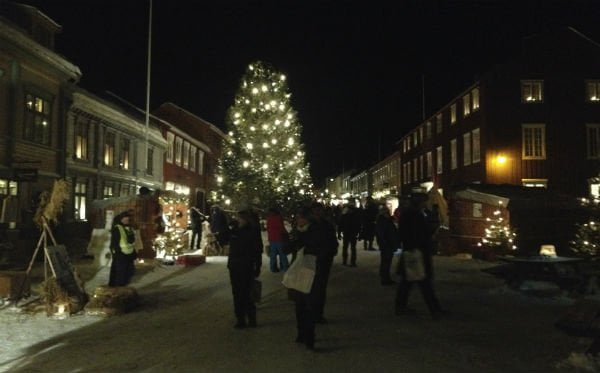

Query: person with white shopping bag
[283,207,330,351]
[395,192,444,319]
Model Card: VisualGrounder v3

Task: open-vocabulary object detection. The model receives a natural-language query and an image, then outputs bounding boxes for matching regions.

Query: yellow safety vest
[117,225,135,255]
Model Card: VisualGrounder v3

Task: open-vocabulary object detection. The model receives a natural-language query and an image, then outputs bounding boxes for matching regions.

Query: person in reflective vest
[109,210,137,286]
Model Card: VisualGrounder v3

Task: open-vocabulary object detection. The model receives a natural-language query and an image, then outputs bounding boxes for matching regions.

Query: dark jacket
[398,207,429,251]
[227,224,262,274]
[210,209,230,245]
[339,207,361,237]
[315,218,339,259]
[375,212,399,251]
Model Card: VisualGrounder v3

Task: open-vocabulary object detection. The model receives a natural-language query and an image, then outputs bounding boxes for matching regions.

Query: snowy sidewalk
[0,250,589,373]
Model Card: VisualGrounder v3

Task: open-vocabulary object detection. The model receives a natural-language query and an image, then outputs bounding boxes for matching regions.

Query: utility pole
[144,0,153,177]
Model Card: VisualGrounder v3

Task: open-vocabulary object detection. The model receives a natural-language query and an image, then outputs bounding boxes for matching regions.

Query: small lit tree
[477,202,517,253]
[571,194,600,257]
[153,193,188,259]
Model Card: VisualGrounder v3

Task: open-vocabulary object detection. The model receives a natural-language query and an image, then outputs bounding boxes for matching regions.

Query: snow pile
[557,352,600,372]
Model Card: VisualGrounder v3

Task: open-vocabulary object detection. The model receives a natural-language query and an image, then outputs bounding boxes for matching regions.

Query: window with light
[24,93,51,145]
[521,80,543,103]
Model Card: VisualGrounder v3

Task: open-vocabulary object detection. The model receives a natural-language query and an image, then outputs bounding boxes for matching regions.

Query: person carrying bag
[395,193,443,318]
[282,248,316,293]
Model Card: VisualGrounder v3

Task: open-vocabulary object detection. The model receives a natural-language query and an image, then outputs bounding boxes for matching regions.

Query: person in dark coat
[288,207,331,350]
[361,197,378,251]
[109,210,137,287]
[311,202,339,323]
[395,193,443,318]
[339,200,361,266]
[189,206,206,251]
[376,200,399,285]
[228,210,263,329]
[209,205,230,248]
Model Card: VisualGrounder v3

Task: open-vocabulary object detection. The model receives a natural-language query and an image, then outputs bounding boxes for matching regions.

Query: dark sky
[25,0,600,184]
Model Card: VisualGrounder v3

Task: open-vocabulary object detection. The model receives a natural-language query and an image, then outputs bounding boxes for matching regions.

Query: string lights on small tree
[570,193,600,257]
[477,201,517,253]
[215,61,313,211]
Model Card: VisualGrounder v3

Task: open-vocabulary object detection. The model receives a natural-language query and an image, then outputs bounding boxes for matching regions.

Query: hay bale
[85,285,139,316]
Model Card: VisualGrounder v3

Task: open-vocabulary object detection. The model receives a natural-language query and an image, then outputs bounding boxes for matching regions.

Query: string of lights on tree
[571,191,600,257]
[214,61,313,211]
[477,201,517,253]
[153,193,188,259]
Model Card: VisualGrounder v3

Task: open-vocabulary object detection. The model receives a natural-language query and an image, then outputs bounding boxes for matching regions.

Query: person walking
[361,197,378,251]
[395,192,443,318]
[339,200,361,266]
[375,200,399,286]
[311,202,339,324]
[266,206,289,272]
[209,205,230,253]
[288,207,330,350]
[189,206,206,251]
[109,210,137,287]
[227,210,263,329]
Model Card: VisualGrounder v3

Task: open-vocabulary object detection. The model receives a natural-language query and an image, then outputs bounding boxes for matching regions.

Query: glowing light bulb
[284,120,290,127]
[279,104,285,111]
[252,87,259,94]
[262,142,269,148]
[234,112,241,118]
[243,161,249,168]
[288,138,294,145]
[270,100,276,106]
[251,108,257,113]
[271,139,277,144]
[249,64,254,70]
[261,85,268,92]
[262,124,269,130]
[250,126,256,131]
[262,163,269,169]
[265,104,271,110]
[245,99,250,104]
[217,176,223,183]
[246,143,253,150]
[275,119,281,125]
[280,75,286,81]
[228,131,234,136]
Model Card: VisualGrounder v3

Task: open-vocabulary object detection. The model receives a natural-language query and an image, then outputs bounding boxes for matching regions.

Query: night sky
[24,0,600,184]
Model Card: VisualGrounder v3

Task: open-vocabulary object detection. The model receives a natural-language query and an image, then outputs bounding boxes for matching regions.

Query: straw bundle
[34,179,70,227]
[85,285,139,316]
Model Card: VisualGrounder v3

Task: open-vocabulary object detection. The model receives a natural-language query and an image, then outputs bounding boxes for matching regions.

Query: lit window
[198,150,205,175]
[521,80,543,103]
[119,138,130,170]
[426,151,432,177]
[175,137,183,166]
[522,124,546,159]
[450,139,457,169]
[436,113,443,133]
[0,179,18,196]
[166,132,175,163]
[413,158,418,182]
[190,145,197,172]
[420,155,424,180]
[450,104,457,124]
[74,118,88,160]
[103,184,113,199]
[586,81,600,102]
[463,94,471,117]
[591,183,600,198]
[413,132,418,147]
[586,124,600,159]
[183,141,190,169]
[24,93,51,145]
[522,179,547,188]
[472,128,481,163]
[463,132,471,166]
[436,146,443,174]
[103,131,115,167]
[472,88,480,111]
[74,182,87,220]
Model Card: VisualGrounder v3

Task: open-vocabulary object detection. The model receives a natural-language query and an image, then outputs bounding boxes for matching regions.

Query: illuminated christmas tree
[477,202,517,253]
[215,61,313,210]
[571,194,600,257]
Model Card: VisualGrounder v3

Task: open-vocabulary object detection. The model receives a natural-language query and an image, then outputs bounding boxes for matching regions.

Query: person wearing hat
[109,210,137,287]
[227,210,263,329]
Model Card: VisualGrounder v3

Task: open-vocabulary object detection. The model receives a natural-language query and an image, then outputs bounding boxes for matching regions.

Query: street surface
[1,248,584,373]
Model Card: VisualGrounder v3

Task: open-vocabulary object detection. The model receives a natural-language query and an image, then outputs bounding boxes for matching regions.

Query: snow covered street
[0,250,589,373]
